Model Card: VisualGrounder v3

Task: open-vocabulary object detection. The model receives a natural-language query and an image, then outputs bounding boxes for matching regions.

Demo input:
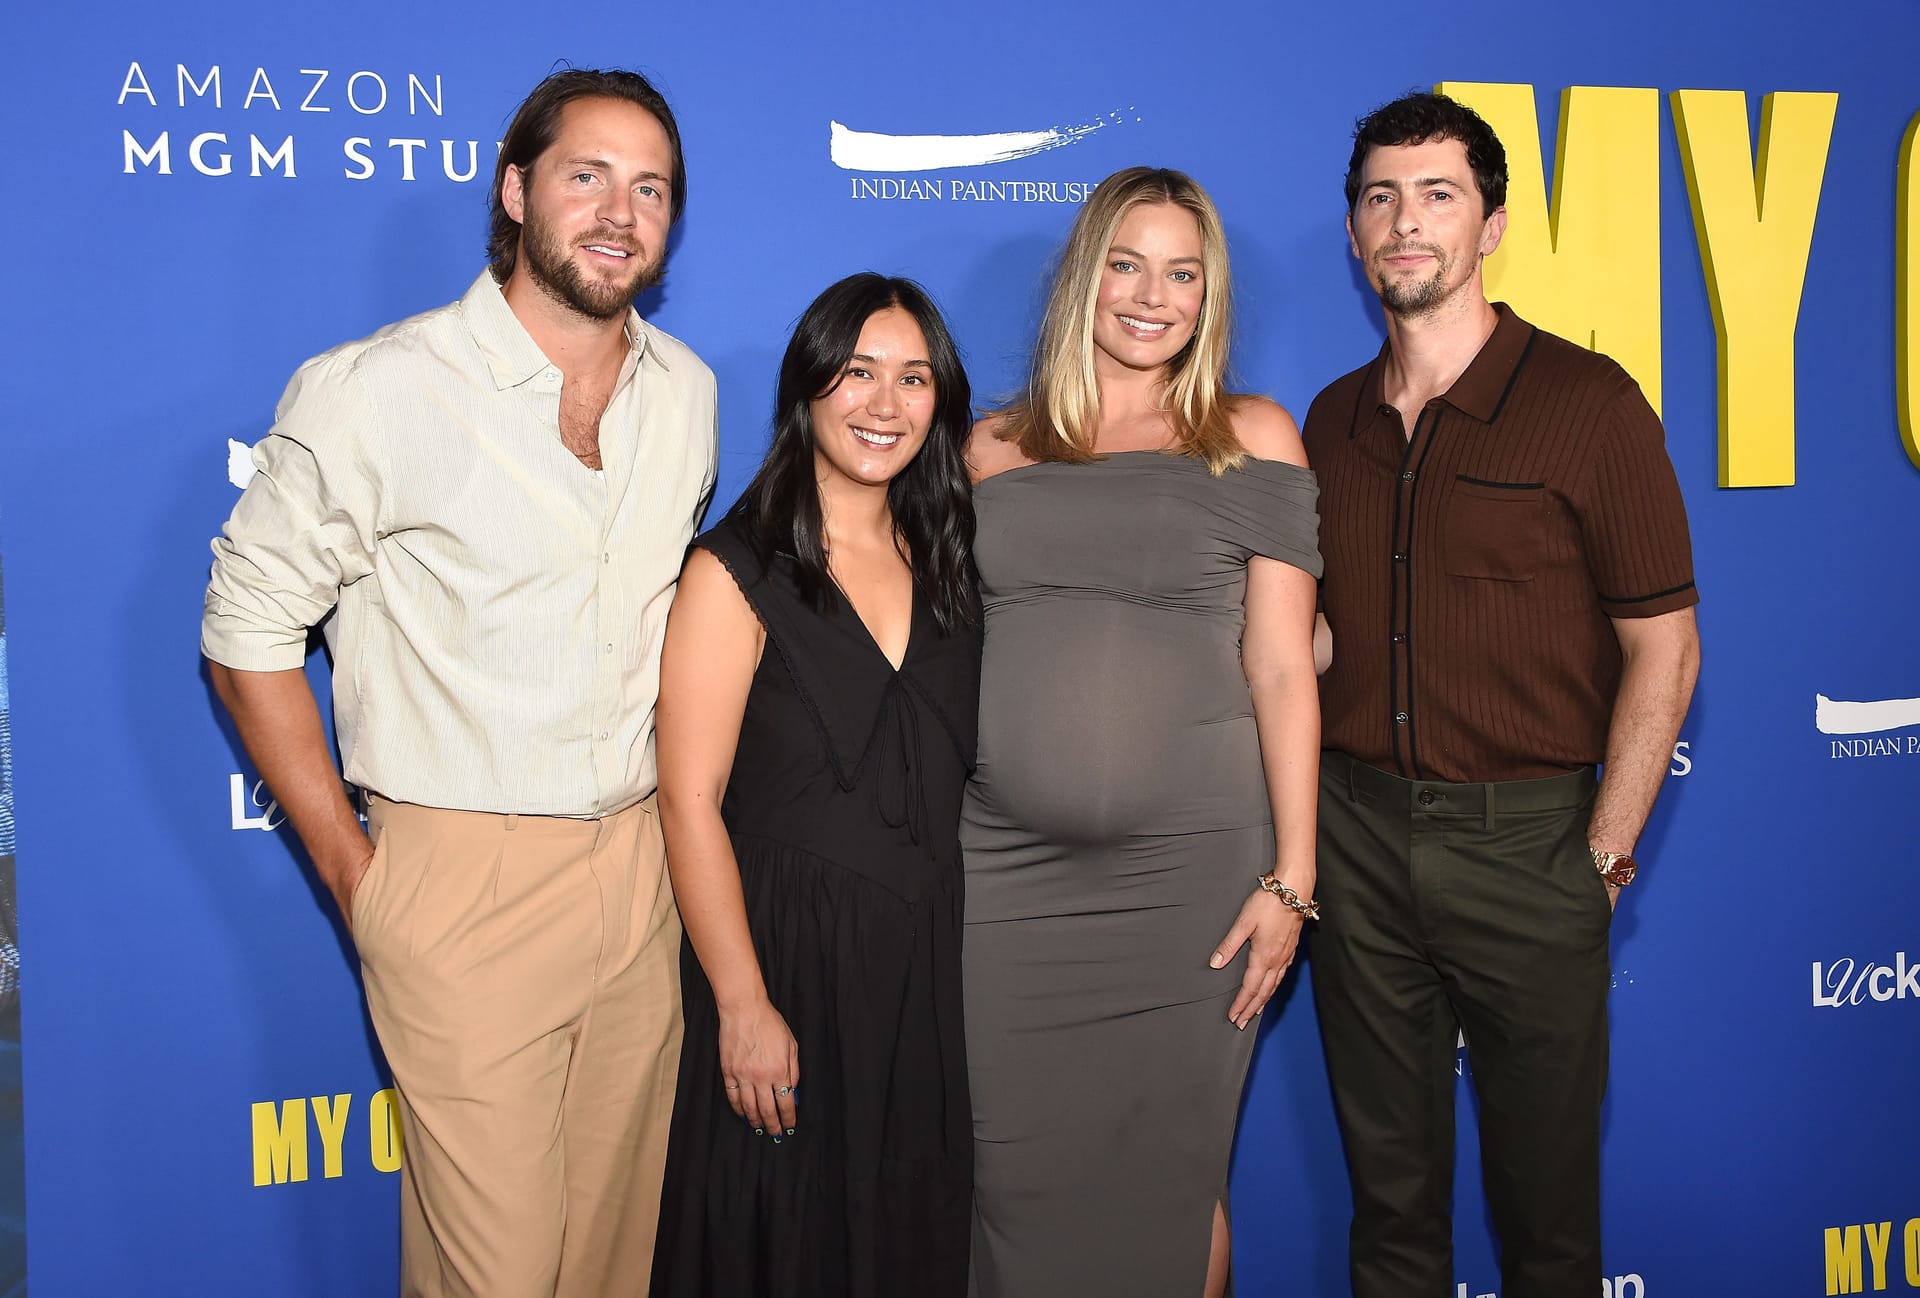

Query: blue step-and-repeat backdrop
[1,1,1915,1293]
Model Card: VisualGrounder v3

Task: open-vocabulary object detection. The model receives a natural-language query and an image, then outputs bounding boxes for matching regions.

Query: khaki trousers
[356,794,683,1298]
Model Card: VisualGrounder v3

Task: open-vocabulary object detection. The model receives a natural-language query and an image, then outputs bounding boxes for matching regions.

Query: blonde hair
[999,166,1242,475]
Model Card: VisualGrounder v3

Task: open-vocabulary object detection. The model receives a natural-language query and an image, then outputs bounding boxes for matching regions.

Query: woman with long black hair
[649,273,979,1298]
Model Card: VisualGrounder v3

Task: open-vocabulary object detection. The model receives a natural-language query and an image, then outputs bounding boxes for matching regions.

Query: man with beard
[1302,92,1699,1298]
[202,68,716,1298]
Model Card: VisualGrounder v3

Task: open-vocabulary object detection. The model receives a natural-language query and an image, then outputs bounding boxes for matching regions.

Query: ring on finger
[776,1085,793,1096]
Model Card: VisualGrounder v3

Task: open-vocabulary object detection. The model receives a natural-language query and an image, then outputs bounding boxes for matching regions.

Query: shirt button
[1394,711,1409,725]
[1391,633,1406,644]
[1418,790,1437,806]
[604,642,614,653]
[1392,553,1406,563]
[598,731,609,740]
[1401,470,1416,482]
[603,553,611,565]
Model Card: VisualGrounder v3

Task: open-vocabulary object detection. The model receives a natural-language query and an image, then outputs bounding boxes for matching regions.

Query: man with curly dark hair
[1305,91,1701,1298]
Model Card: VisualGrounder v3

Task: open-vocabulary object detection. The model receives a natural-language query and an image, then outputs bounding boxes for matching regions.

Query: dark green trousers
[1312,750,1612,1298]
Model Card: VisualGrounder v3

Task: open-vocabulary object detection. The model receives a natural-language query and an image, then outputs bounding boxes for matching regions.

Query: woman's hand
[718,997,800,1137]
[1210,889,1307,1030]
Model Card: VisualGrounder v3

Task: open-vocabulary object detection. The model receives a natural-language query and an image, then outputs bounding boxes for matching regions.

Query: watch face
[1600,855,1637,887]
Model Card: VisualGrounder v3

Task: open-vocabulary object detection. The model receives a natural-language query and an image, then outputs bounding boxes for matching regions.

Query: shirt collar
[1351,301,1536,435]
[459,270,667,391]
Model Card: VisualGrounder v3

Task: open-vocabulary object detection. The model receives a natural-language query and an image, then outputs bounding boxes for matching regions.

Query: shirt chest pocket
[1444,476,1547,582]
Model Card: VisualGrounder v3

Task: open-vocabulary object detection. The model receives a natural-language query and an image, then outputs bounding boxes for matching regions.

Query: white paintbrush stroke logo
[228,438,257,489]
[1815,693,1920,735]
[829,112,1126,173]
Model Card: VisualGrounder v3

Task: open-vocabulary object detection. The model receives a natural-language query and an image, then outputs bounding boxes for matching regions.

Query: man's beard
[1373,242,1453,317]
[519,207,663,321]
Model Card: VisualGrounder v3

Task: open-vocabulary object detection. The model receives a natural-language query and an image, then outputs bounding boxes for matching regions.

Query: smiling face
[1090,201,1207,376]
[1347,136,1505,320]
[810,306,936,494]
[501,96,675,321]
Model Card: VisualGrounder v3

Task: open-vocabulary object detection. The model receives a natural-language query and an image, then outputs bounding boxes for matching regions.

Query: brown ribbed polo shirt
[1302,304,1697,783]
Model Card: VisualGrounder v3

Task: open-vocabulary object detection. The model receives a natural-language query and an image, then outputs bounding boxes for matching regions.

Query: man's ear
[501,164,527,225]
[1479,205,1507,258]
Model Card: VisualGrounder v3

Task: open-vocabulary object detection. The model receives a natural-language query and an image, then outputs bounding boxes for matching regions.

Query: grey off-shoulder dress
[962,451,1322,1298]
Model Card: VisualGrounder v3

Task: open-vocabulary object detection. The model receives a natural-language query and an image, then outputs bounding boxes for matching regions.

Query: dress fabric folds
[961,453,1322,1298]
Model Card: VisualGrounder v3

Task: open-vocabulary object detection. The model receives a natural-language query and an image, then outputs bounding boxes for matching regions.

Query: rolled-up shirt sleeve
[201,354,384,671]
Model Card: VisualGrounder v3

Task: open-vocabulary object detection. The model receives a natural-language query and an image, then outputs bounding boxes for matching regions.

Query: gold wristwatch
[1590,847,1638,888]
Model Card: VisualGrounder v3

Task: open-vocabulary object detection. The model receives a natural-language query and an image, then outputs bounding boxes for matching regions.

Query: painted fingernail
[785,1127,796,1136]
[770,1135,782,1145]
[753,1127,765,1137]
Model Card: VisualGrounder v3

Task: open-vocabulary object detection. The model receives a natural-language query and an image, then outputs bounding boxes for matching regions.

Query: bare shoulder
[674,546,759,630]
[680,543,731,588]
[1229,395,1309,468]
[966,412,1037,483]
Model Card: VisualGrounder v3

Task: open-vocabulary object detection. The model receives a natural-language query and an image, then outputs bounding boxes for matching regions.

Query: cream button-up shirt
[202,271,718,817]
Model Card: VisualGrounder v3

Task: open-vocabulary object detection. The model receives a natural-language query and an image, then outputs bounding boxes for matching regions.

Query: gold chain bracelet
[1257,873,1322,921]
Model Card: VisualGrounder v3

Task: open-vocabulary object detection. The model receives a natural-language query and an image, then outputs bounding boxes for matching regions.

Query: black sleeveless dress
[651,520,980,1298]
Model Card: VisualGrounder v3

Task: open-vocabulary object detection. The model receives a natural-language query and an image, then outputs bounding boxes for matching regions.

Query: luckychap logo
[830,110,1137,205]
[1812,951,1920,1007]
[115,61,497,182]
[231,772,365,833]
[231,773,286,832]
[1817,691,1920,759]
[1454,1272,1646,1297]
[230,773,365,831]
